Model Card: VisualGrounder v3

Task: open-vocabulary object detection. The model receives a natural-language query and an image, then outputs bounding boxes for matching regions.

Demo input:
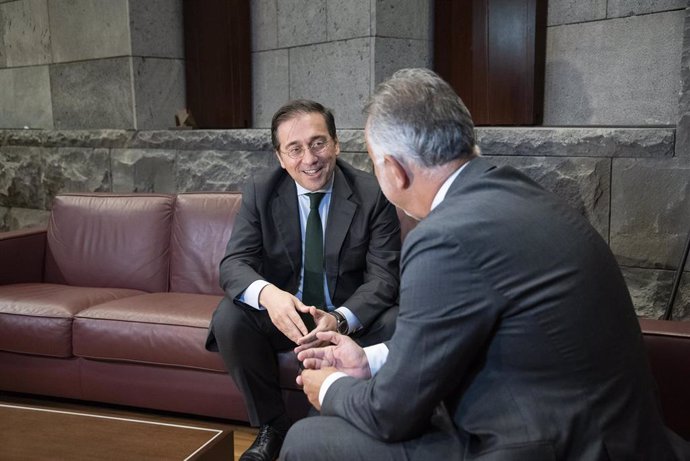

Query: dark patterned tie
[301,192,326,330]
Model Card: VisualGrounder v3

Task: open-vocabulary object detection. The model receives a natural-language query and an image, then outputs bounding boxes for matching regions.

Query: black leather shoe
[239,424,286,461]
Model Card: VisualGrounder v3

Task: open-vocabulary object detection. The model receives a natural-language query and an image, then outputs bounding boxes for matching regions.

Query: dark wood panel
[433,0,546,126]
[183,0,251,128]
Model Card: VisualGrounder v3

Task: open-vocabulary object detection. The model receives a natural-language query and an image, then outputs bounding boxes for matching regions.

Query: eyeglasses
[281,139,331,159]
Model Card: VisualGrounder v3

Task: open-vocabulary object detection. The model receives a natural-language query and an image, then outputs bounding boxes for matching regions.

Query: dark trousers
[208,297,398,426]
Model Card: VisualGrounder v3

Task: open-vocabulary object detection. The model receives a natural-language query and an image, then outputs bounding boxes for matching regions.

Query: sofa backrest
[639,318,690,440]
[170,192,242,295]
[45,194,174,292]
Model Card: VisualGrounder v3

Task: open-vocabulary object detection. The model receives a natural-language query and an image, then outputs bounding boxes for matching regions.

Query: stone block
[622,266,675,319]
[547,0,606,26]
[0,66,53,129]
[251,0,278,51]
[50,58,135,129]
[374,0,431,40]
[373,38,432,87]
[1,206,50,231]
[111,148,175,193]
[290,39,370,128]
[176,150,279,192]
[476,127,675,158]
[277,0,327,48]
[327,0,370,41]
[676,116,690,157]
[132,57,186,130]
[0,0,51,67]
[48,0,130,62]
[1,129,133,149]
[44,147,111,206]
[622,266,690,321]
[0,17,5,68]
[337,130,366,153]
[675,7,690,157]
[129,129,271,151]
[544,11,683,125]
[252,50,289,128]
[607,0,687,18]
[340,152,372,173]
[129,0,183,58]
[611,158,690,269]
[0,146,44,209]
[484,155,611,241]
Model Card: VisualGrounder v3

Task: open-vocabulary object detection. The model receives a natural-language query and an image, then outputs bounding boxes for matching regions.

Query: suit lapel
[324,166,356,297]
[271,176,302,278]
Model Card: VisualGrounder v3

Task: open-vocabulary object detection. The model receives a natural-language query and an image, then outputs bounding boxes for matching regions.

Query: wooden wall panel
[183,0,251,128]
[434,0,546,125]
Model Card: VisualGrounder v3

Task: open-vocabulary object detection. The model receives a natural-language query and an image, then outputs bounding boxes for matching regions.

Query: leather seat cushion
[0,283,145,357]
[73,292,226,372]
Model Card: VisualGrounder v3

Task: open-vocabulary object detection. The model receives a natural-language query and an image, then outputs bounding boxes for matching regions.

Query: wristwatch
[329,310,349,335]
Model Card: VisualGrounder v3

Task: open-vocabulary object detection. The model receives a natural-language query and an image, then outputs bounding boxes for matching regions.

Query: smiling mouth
[302,166,323,176]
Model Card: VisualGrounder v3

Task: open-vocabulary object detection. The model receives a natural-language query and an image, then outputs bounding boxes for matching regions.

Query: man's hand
[259,284,312,343]
[296,331,372,380]
[299,367,337,411]
[294,307,337,352]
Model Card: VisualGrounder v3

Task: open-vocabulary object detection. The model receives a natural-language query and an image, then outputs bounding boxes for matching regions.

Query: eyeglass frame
[279,138,333,160]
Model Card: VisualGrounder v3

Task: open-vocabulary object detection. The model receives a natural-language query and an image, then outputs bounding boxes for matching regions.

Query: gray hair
[364,68,476,168]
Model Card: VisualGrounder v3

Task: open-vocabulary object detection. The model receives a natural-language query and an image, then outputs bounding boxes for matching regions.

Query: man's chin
[300,171,329,190]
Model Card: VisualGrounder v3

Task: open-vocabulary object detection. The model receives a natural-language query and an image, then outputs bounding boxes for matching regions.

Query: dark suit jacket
[323,157,685,460]
[207,159,400,345]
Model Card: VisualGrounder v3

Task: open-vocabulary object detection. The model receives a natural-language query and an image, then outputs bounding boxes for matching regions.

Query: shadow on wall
[543,60,593,126]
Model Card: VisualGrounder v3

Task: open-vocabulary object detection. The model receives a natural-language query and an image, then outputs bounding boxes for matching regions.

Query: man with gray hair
[280,68,689,460]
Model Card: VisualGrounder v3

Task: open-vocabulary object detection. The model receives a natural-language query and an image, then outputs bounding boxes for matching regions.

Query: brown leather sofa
[638,318,690,440]
[0,192,309,422]
[1,192,687,442]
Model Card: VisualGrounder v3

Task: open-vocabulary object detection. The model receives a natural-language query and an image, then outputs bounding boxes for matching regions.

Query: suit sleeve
[322,225,501,441]
[341,188,401,328]
[218,177,266,300]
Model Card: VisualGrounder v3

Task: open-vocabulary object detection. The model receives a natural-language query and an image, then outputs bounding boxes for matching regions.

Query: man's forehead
[277,112,329,142]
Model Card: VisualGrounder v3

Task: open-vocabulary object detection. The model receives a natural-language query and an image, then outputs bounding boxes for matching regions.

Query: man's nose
[302,148,319,163]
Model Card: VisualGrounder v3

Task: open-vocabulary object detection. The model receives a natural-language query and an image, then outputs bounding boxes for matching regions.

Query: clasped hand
[259,284,337,345]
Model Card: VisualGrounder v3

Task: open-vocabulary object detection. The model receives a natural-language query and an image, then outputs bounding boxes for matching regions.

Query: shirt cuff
[239,280,271,310]
[364,343,389,376]
[335,306,362,334]
[319,371,348,406]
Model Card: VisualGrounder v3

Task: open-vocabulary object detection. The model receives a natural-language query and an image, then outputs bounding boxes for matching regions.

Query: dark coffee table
[0,403,233,460]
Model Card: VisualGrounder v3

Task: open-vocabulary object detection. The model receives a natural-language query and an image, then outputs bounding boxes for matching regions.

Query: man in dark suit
[281,69,689,460]
[206,99,400,461]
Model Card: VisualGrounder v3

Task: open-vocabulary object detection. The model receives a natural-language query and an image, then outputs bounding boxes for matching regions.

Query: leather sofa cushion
[170,193,241,295]
[73,292,226,372]
[44,194,174,292]
[0,283,145,357]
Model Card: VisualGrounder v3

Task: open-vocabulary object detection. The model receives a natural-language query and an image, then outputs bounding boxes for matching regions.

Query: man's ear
[383,155,411,189]
[334,138,341,157]
[275,151,286,169]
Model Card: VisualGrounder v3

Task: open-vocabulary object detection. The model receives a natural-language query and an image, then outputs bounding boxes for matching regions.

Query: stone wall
[0,0,184,130]
[545,0,686,125]
[1,126,687,320]
[251,0,432,128]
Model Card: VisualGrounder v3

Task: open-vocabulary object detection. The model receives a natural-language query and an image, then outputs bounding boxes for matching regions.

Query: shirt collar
[430,161,471,211]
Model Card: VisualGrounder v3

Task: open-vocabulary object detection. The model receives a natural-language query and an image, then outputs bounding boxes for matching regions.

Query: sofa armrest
[0,226,47,285]
[639,318,690,440]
